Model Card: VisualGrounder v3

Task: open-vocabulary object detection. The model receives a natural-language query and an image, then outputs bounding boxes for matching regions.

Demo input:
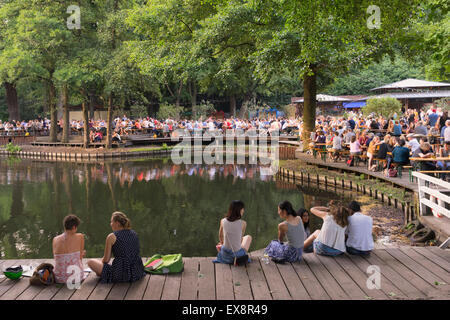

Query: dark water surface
[0,157,347,259]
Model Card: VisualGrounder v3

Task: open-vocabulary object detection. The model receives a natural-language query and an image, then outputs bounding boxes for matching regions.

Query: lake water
[0,156,348,259]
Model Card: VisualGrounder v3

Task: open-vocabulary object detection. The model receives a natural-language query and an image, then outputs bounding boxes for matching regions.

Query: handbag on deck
[29,263,55,286]
[144,254,184,275]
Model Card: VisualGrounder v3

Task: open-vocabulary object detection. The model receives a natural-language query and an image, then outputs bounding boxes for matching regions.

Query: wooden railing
[414,171,450,220]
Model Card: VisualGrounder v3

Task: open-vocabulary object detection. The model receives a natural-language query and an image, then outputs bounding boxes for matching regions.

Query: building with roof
[291,78,450,114]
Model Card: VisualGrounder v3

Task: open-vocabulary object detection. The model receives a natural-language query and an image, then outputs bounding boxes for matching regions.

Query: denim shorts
[346,246,371,256]
[313,239,344,256]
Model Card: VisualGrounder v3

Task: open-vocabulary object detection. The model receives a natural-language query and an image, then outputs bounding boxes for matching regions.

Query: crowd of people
[309,107,450,178]
[51,198,372,285]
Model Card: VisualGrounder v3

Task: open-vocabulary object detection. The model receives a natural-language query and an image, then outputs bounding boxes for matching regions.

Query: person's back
[346,212,374,253]
[53,215,85,284]
[414,124,427,136]
[393,124,402,136]
[428,112,439,127]
[392,146,410,163]
[222,218,243,252]
[285,218,305,249]
[317,215,346,253]
[376,142,388,159]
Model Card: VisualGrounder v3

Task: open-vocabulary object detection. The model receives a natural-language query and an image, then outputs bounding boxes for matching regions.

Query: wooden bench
[373,158,387,171]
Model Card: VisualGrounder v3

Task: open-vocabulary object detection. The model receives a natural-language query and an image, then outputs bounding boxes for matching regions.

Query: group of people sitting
[309,107,450,178]
[214,199,373,265]
[51,199,373,285]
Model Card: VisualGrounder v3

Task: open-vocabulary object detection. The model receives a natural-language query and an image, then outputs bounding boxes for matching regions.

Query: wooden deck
[1,246,449,300]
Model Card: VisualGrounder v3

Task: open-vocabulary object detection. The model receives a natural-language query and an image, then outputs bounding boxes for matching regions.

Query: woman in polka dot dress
[88,212,145,283]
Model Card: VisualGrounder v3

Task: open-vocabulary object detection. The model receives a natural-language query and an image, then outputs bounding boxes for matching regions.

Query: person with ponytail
[264,201,305,263]
[87,211,145,283]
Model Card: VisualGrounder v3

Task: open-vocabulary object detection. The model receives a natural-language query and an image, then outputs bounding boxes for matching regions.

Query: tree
[363,97,402,118]
[249,0,421,149]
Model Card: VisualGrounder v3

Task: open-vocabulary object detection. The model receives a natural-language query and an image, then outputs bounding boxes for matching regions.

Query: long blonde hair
[112,211,131,229]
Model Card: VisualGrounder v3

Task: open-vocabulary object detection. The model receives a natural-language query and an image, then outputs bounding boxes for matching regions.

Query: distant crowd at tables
[309,107,450,179]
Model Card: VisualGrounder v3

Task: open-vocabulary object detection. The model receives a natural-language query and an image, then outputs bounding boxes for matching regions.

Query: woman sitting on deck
[264,201,305,263]
[303,202,350,256]
[298,208,313,253]
[87,212,145,283]
[52,215,86,284]
[214,200,252,265]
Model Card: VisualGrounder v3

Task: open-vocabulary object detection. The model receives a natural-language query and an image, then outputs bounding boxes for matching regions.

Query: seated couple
[304,200,374,256]
[52,212,145,284]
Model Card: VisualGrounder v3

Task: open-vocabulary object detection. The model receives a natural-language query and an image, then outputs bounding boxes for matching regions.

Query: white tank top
[222,218,243,252]
[317,215,347,252]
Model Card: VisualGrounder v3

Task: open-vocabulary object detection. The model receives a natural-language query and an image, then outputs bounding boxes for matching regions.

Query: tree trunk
[89,93,95,119]
[4,82,20,121]
[49,81,58,142]
[301,66,317,151]
[62,85,70,143]
[106,94,113,149]
[229,94,236,117]
[175,80,183,107]
[190,80,197,118]
[82,101,90,148]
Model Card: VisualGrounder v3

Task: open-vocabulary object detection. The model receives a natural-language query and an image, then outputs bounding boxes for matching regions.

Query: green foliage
[194,100,216,119]
[130,105,148,118]
[363,97,402,118]
[4,143,22,153]
[280,105,296,119]
[325,55,423,95]
[435,98,450,111]
[156,103,184,120]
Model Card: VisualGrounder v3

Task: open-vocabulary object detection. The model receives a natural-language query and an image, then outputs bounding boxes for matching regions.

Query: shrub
[5,143,22,153]
[362,97,402,118]
[157,103,184,120]
[193,100,216,119]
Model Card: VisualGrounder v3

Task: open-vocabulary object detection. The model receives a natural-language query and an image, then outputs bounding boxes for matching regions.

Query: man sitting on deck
[345,201,373,256]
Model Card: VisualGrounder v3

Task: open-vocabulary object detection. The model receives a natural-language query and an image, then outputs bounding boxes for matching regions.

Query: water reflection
[0,157,346,259]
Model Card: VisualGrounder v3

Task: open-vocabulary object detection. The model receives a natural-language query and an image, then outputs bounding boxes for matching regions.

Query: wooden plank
[69,272,99,300]
[231,264,253,300]
[106,282,131,300]
[124,274,150,300]
[411,247,450,273]
[215,262,234,300]
[87,280,114,300]
[400,247,450,283]
[428,247,450,263]
[315,254,367,300]
[17,259,58,300]
[363,251,425,299]
[291,258,330,300]
[179,258,199,300]
[198,258,215,300]
[371,249,433,296]
[161,273,182,300]
[345,254,408,300]
[246,256,272,300]
[333,254,388,300]
[275,262,310,300]
[0,260,20,296]
[142,274,166,300]
[385,248,450,286]
[0,259,41,300]
[259,258,291,300]
[302,253,348,300]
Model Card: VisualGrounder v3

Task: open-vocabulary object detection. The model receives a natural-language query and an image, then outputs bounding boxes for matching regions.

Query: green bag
[144,254,184,275]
